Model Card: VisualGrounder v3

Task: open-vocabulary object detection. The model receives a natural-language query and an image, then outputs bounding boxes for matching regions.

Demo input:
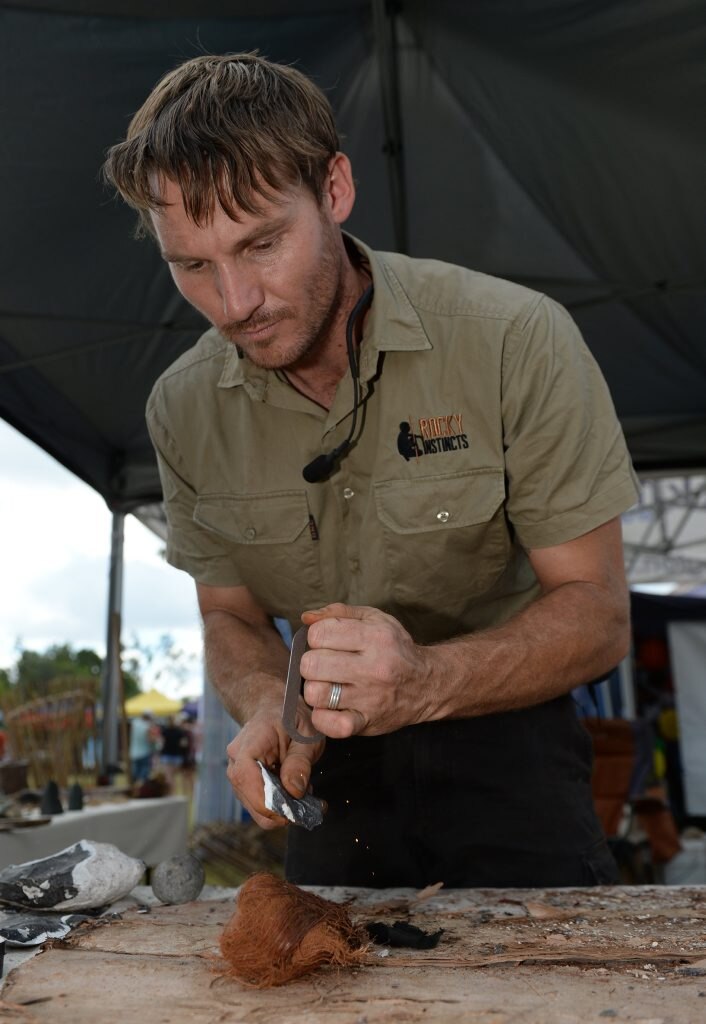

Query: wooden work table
[2,884,706,1022]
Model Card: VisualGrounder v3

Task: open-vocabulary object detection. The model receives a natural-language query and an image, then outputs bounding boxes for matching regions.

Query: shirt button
[436,510,451,523]
[349,558,360,573]
[244,527,257,541]
[343,487,355,500]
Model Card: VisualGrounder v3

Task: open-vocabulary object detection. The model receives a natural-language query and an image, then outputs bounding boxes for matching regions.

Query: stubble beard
[220,226,346,371]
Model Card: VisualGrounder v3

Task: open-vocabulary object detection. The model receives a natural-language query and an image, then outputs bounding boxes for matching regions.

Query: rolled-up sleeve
[146,386,246,587]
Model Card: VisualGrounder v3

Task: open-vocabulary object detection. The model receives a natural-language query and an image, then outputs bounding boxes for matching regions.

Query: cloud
[0,422,203,698]
[0,421,79,488]
[4,555,109,662]
[123,559,199,631]
[11,555,199,650]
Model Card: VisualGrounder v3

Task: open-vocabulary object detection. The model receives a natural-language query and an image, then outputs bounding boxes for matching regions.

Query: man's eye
[252,237,279,254]
[173,261,205,273]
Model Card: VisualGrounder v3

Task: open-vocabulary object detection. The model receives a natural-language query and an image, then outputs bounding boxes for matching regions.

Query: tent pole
[371,0,409,253]
[101,510,125,775]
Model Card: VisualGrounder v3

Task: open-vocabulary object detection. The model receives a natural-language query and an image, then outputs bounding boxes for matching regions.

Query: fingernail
[287,774,305,797]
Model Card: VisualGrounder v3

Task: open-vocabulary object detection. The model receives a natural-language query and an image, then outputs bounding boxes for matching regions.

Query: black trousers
[286,696,618,888]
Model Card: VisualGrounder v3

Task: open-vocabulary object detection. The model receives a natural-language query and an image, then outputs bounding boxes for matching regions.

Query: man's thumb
[280,749,313,799]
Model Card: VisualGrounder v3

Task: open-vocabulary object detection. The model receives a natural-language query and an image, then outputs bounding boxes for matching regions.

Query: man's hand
[298,518,631,733]
[196,582,328,829]
[226,701,325,829]
[300,604,433,739]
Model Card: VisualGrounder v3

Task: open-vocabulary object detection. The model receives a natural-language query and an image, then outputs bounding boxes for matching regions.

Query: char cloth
[365,919,444,949]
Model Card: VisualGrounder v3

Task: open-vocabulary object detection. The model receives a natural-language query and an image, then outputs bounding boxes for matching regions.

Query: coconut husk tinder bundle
[219,872,368,988]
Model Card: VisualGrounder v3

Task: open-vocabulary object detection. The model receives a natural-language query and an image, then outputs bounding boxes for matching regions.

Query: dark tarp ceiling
[1,0,705,511]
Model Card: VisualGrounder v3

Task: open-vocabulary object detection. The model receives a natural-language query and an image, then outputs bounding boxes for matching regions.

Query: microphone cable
[302,282,374,483]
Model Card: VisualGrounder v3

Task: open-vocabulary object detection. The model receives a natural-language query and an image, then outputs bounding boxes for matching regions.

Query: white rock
[0,840,145,911]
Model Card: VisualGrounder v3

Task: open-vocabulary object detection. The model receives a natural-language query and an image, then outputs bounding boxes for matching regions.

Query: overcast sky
[0,419,203,699]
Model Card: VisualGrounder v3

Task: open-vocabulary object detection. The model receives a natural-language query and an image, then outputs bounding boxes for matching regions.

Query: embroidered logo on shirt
[397,414,469,461]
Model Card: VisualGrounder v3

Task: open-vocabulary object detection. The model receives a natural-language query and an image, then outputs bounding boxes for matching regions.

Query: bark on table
[3,885,706,1023]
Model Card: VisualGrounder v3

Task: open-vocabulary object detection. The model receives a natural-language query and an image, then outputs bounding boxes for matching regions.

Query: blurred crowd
[129,711,197,796]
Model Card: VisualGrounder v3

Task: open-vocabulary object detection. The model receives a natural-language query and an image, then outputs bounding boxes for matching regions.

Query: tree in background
[0,638,197,783]
[123,632,199,698]
[0,667,11,698]
[1,633,198,707]
[2,642,141,701]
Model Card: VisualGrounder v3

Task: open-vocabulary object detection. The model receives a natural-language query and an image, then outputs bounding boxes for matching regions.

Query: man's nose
[217,264,265,322]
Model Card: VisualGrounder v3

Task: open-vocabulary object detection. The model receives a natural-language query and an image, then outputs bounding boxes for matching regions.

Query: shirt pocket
[373,468,510,622]
[193,490,324,619]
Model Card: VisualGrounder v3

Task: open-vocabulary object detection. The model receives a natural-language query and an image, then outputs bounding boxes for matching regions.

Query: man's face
[150,169,351,371]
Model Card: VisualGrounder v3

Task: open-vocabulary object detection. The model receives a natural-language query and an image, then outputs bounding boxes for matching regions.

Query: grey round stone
[151,854,205,905]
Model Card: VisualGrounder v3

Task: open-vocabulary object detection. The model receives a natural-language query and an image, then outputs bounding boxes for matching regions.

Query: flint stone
[0,840,144,911]
[0,910,88,946]
[40,780,63,815]
[67,782,84,810]
[151,854,205,905]
[257,760,324,830]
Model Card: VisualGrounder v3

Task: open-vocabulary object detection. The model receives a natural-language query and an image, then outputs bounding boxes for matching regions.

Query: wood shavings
[524,901,580,921]
[409,882,444,905]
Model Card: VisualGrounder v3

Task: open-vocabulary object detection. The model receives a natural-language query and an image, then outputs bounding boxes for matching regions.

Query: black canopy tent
[1,1,705,768]
[2,0,706,508]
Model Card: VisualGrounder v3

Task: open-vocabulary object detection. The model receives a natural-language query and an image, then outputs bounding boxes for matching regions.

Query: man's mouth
[241,319,280,336]
[223,316,285,343]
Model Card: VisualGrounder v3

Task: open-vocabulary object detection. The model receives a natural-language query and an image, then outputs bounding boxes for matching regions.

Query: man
[104,53,639,888]
[129,712,158,783]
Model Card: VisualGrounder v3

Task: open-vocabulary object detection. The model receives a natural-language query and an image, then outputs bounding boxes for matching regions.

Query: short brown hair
[103,53,339,236]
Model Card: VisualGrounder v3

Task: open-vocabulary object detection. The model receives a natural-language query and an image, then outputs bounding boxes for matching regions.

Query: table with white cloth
[0,796,189,869]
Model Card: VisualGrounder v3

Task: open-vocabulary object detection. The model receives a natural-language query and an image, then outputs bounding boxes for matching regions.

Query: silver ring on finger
[327,682,343,711]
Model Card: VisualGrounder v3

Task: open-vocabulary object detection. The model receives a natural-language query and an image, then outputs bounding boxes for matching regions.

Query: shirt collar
[217,231,431,391]
[351,234,431,382]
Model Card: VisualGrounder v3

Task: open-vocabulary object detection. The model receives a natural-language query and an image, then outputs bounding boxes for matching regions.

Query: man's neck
[283,261,371,410]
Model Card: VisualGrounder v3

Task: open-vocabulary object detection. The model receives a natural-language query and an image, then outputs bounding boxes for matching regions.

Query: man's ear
[324,152,356,225]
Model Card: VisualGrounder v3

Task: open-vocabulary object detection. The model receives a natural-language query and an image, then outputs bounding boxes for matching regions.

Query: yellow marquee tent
[124,688,182,718]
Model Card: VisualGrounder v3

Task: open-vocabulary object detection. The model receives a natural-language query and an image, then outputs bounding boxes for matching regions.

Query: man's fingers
[249,808,289,830]
[279,745,318,799]
[224,713,326,832]
[226,754,288,828]
[311,707,366,739]
[302,609,368,656]
[302,680,368,736]
[301,648,372,685]
[303,678,350,709]
[302,602,367,621]
[302,603,389,628]
[302,608,397,658]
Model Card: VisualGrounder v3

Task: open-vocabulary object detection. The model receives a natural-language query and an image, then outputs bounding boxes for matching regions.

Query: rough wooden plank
[3,887,706,1023]
[4,947,706,1024]
[59,900,232,957]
